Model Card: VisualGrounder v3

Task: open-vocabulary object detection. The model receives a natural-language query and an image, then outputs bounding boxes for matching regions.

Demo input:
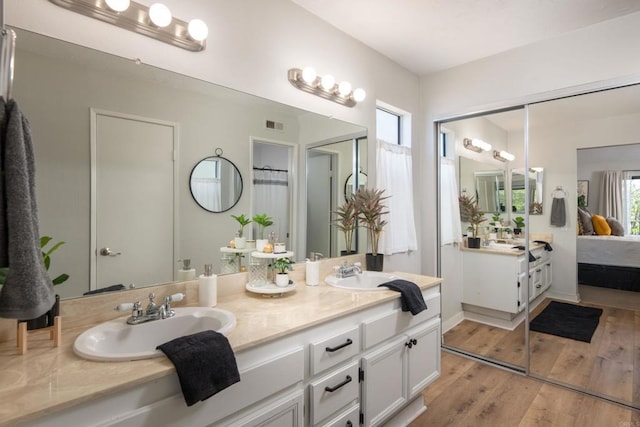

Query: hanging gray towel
[0,98,54,320]
[550,197,566,227]
[0,98,8,267]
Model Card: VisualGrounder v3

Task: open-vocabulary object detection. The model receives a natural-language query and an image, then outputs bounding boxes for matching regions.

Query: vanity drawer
[362,292,440,349]
[310,326,360,376]
[309,361,359,425]
[318,403,359,427]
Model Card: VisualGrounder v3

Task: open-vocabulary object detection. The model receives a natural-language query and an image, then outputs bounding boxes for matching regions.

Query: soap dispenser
[177,259,197,281]
[306,252,323,286]
[198,264,217,307]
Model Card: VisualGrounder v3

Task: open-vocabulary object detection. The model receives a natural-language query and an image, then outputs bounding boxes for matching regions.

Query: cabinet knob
[405,338,417,348]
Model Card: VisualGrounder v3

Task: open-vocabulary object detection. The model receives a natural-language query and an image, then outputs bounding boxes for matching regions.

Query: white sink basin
[325,271,398,291]
[73,307,236,362]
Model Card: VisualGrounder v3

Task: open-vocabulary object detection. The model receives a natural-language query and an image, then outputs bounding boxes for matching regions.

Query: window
[376,108,401,145]
[624,173,640,235]
[376,102,411,146]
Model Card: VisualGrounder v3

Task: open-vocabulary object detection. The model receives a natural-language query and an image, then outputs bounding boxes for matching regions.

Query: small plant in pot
[333,196,357,256]
[459,195,486,248]
[512,216,525,236]
[0,236,69,330]
[354,188,389,271]
[252,213,273,252]
[271,257,293,287]
[231,214,252,249]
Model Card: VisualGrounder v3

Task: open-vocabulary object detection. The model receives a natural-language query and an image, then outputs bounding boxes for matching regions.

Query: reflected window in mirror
[511,168,544,214]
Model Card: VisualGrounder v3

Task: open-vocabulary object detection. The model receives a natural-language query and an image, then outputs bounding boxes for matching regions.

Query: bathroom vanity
[461,242,552,328]
[0,264,441,427]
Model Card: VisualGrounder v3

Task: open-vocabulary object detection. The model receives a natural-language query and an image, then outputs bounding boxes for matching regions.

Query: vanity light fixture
[47,0,208,52]
[288,67,366,107]
[493,150,515,162]
[463,138,492,153]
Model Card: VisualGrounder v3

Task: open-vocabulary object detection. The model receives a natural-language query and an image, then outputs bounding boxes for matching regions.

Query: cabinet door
[406,318,441,399]
[543,261,552,291]
[360,336,407,427]
[226,390,304,427]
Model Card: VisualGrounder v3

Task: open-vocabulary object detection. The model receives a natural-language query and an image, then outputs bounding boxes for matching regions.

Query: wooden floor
[411,351,640,426]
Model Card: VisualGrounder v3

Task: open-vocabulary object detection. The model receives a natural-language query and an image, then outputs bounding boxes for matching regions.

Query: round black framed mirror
[190,150,243,213]
[344,171,368,201]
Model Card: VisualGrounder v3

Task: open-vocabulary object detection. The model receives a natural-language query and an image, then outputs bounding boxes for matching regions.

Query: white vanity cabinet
[359,289,441,427]
[462,245,552,315]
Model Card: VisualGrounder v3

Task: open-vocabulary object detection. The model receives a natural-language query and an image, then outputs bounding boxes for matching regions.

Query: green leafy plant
[512,216,525,228]
[489,212,502,226]
[354,188,389,256]
[459,195,487,238]
[577,194,586,208]
[0,236,69,285]
[333,197,357,254]
[231,214,252,237]
[270,257,293,275]
[252,213,273,239]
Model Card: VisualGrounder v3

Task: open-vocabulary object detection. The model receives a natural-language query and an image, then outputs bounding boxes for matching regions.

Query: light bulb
[105,0,130,12]
[352,88,366,102]
[499,151,515,161]
[338,81,352,96]
[471,138,492,152]
[149,3,172,28]
[301,67,317,84]
[320,74,335,91]
[187,19,209,41]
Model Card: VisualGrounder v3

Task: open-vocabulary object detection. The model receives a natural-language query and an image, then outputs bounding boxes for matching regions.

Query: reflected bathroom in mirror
[14,27,366,299]
[511,167,544,214]
[459,157,506,213]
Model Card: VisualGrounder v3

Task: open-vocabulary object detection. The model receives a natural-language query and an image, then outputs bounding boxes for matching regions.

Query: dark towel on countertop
[157,330,240,406]
[0,98,55,319]
[83,284,126,295]
[534,240,553,251]
[379,279,427,315]
[550,197,566,227]
[512,245,537,262]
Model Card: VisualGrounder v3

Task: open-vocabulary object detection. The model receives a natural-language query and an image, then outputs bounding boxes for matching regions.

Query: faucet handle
[353,262,361,267]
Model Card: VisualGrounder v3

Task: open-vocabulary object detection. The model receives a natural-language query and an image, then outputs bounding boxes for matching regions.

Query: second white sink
[73,307,236,362]
[325,271,398,291]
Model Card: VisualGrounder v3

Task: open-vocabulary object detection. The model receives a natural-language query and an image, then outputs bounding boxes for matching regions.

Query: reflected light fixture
[48,0,208,52]
[493,150,515,162]
[288,67,366,107]
[463,138,492,153]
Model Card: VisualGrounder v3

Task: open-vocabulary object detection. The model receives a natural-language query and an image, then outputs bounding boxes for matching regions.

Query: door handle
[100,247,122,257]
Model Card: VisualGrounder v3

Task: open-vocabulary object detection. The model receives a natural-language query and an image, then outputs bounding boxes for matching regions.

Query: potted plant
[0,236,70,330]
[489,212,502,229]
[252,213,273,252]
[333,196,357,255]
[512,216,525,236]
[271,257,293,287]
[231,214,252,249]
[459,195,487,248]
[354,188,389,271]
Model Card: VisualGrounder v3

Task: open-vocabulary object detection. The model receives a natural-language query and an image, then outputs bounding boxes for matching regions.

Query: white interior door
[306,151,334,257]
[91,110,177,290]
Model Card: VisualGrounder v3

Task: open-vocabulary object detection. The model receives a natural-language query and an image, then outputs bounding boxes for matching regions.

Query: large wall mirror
[14,27,366,299]
[439,83,640,409]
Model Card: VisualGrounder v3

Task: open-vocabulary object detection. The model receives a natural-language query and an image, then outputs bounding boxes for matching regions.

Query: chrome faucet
[334,261,363,278]
[115,292,184,325]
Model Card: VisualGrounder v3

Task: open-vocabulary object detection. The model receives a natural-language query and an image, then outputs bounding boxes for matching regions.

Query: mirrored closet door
[527,83,640,408]
[438,107,529,370]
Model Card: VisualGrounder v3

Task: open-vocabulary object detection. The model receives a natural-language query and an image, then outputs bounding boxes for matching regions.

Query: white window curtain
[253,169,290,242]
[440,157,462,245]
[191,177,222,212]
[375,139,417,255]
[598,170,622,219]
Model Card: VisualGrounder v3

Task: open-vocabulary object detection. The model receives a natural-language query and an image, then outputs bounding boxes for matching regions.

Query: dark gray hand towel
[157,330,240,406]
[379,279,427,315]
[0,99,55,320]
[550,197,566,227]
[534,240,553,251]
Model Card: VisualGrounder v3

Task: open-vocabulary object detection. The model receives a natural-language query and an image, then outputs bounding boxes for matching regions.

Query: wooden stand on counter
[16,316,61,355]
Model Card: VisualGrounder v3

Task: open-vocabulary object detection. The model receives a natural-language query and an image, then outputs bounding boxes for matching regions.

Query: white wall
[7,0,423,277]
[422,11,640,326]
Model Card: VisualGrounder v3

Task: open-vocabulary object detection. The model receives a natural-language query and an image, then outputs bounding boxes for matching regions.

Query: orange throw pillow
[592,214,611,235]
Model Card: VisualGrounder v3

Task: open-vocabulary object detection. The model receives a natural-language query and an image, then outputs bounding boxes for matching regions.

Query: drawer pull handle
[325,338,353,353]
[346,422,353,427]
[325,375,352,392]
